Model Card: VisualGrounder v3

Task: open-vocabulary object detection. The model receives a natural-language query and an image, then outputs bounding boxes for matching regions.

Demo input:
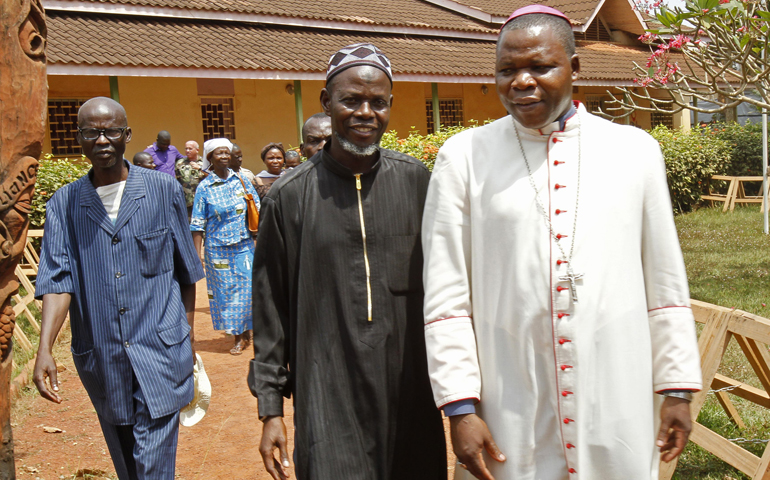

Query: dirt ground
[11,278,456,479]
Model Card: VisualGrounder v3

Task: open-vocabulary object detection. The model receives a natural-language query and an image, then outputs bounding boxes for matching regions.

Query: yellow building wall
[233,79,297,173]
[118,77,200,162]
[390,82,428,136]
[463,83,508,124]
[54,77,693,169]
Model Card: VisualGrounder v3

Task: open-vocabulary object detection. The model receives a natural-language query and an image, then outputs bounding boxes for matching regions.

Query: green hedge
[648,125,732,214]
[381,123,479,172]
[31,155,91,228]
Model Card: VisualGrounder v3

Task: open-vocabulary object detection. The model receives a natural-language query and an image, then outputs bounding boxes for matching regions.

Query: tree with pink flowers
[601,0,770,118]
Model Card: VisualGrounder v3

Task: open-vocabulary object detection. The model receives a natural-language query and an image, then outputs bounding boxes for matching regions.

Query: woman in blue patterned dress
[191,138,260,355]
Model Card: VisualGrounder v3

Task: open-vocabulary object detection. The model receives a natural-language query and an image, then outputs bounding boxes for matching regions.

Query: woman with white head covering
[190,138,260,355]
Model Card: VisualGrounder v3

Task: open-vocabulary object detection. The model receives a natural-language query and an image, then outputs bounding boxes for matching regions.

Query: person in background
[229,143,257,189]
[255,143,285,200]
[185,140,201,163]
[144,130,185,177]
[300,113,332,160]
[191,138,259,356]
[284,150,301,169]
[132,151,156,170]
[33,97,203,480]
[176,144,204,220]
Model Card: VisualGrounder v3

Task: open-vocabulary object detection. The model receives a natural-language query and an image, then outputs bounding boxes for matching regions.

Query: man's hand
[260,416,290,480]
[33,350,61,403]
[450,413,506,480]
[657,396,692,462]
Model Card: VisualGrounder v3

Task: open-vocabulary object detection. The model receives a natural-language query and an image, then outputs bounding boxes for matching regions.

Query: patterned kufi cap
[501,4,571,30]
[326,43,393,84]
[201,138,233,171]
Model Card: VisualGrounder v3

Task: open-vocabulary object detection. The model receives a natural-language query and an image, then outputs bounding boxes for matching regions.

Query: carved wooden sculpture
[0,0,46,477]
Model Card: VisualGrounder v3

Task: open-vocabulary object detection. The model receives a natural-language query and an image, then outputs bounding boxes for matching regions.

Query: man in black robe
[248,43,447,480]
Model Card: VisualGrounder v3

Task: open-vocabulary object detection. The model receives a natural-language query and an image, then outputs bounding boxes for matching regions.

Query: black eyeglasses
[77,127,127,140]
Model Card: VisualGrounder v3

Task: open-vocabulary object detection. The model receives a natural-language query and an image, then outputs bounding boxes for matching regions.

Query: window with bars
[48,99,86,156]
[584,95,611,115]
[651,105,674,128]
[426,99,464,134]
[200,97,236,141]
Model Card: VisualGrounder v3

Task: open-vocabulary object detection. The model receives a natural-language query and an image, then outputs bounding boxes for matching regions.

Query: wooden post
[431,83,440,133]
[0,0,47,476]
[661,301,770,480]
[294,80,303,147]
[109,76,120,103]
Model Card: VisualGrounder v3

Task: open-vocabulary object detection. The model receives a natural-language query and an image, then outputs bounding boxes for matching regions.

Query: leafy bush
[381,123,481,171]
[712,122,766,194]
[31,154,91,228]
[648,125,732,214]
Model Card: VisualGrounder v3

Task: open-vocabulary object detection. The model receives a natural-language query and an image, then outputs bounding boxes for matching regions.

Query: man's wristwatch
[661,391,693,402]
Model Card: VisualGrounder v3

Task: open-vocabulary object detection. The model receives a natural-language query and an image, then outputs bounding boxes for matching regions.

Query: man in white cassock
[421,5,703,480]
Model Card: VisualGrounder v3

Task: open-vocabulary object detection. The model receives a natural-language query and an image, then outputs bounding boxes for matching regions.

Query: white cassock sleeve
[641,138,703,393]
[422,134,482,408]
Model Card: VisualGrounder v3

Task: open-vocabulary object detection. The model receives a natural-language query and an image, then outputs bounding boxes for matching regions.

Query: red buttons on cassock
[566,443,575,449]
[563,418,574,424]
[562,391,573,397]
[557,286,567,292]
[555,184,565,189]
[558,313,570,319]
[558,338,571,345]
[556,260,568,265]
[556,234,568,240]
[569,468,577,474]
[552,137,561,143]
[554,160,565,166]
[555,209,566,214]
[561,365,573,371]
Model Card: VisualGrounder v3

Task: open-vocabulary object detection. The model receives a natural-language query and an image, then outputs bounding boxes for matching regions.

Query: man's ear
[320,88,332,116]
[125,127,133,144]
[571,55,580,81]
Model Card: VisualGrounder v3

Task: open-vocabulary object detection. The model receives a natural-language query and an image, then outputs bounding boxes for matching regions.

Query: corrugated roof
[44,0,499,33]
[46,12,655,83]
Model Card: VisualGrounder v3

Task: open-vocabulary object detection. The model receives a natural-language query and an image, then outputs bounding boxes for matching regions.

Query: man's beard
[336,132,379,158]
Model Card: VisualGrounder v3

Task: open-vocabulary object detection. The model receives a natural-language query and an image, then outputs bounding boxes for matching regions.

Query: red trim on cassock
[648,305,692,313]
[425,315,471,326]
[655,388,701,394]
[437,396,480,410]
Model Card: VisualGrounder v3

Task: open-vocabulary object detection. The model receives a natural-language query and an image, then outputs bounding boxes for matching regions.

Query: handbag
[236,172,259,233]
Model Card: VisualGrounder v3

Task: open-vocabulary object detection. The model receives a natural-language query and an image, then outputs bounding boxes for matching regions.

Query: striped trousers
[97,374,180,480]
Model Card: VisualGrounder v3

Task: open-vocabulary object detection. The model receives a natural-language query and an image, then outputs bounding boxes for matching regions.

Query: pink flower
[719,0,729,3]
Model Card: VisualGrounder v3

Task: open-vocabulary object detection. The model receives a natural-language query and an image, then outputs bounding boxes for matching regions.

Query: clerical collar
[557,103,577,132]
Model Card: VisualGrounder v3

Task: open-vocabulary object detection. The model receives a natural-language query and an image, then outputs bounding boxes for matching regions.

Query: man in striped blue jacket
[32,97,204,480]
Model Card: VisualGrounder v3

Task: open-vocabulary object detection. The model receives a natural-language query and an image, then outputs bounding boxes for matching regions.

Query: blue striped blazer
[36,162,205,424]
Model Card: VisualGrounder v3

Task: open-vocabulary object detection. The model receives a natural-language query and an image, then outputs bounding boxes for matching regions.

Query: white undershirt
[95,181,126,224]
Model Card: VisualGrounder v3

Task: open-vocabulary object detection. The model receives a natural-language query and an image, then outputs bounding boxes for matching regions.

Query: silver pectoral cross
[559,268,584,303]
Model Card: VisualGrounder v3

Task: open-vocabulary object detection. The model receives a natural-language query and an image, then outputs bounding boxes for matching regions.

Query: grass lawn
[674,206,770,479]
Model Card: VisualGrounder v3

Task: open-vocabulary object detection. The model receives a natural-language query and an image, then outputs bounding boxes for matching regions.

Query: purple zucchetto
[501,4,571,29]
[326,43,393,84]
